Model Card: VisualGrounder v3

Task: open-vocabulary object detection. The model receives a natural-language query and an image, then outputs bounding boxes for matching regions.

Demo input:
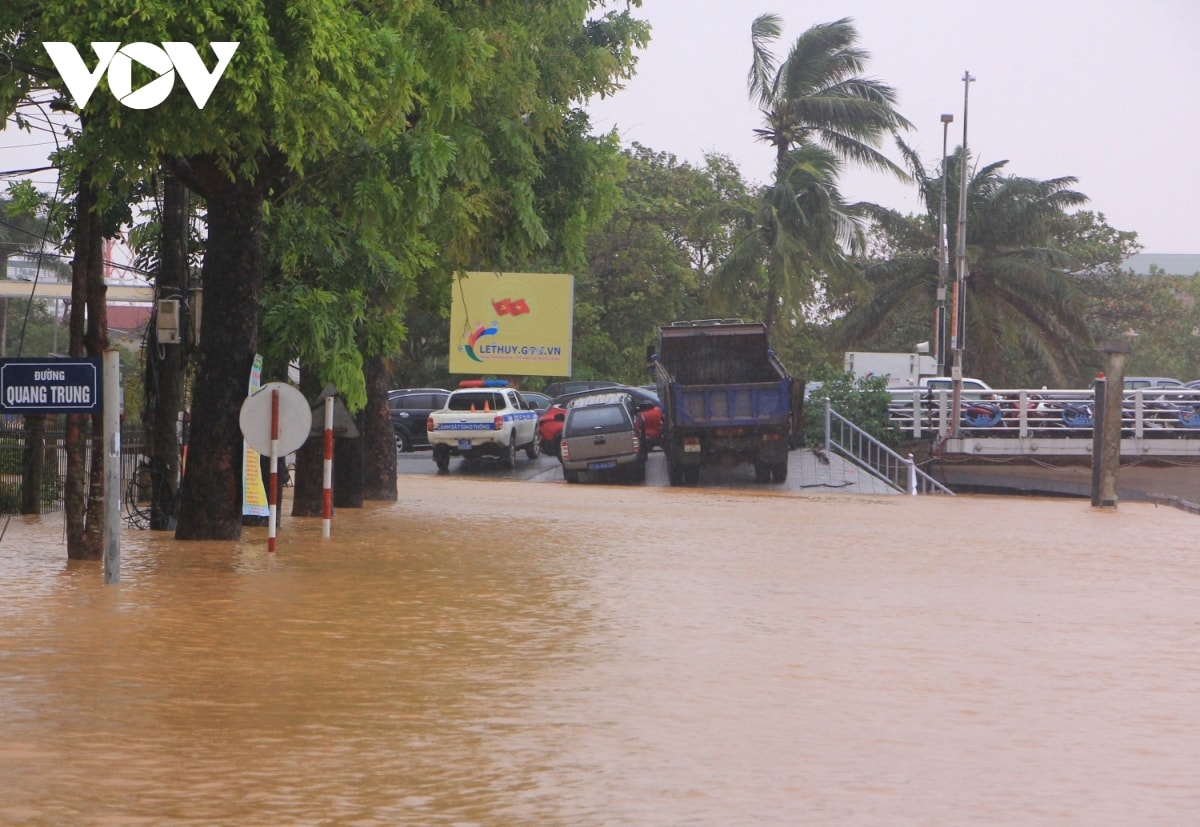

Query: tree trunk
[361,353,397,501]
[290,367,325,517]
[65,174,108,560]
[147,169,189,530]
[333,420,364,509]
[19,413,45,514]
[0,251,9,357]
[173,176,264,540]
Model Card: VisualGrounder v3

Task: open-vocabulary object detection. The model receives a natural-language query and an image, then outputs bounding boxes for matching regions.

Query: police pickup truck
[426,381,541,471]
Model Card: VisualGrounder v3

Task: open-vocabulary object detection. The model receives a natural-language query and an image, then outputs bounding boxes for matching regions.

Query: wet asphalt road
[396,446,899,494]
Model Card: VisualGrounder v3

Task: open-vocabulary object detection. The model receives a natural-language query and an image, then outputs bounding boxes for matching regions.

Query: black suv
[388,388,449,452]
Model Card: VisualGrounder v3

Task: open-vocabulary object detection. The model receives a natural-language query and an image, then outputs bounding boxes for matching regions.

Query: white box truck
[843,351,938,388]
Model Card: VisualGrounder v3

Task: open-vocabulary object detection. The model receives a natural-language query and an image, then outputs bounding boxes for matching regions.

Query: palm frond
[747,14,782,110]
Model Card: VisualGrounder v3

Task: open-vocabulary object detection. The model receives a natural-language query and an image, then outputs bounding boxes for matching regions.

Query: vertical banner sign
[448,272,574,377]
[242,354,269,518]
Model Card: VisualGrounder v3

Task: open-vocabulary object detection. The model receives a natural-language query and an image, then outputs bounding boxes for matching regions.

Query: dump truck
[650,319,793,485]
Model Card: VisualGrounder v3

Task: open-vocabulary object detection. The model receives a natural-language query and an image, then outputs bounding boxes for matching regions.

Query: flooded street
[2,477,1199,825]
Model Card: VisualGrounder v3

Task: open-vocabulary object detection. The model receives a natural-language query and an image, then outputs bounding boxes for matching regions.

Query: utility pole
[147,168,189,529]
[950,71,974,435]
[935,113,953,377]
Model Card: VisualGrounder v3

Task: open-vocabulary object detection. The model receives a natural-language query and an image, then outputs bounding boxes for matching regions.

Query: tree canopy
[837,144,1098,387]
[727,16,908,333]
[1,0,649,540]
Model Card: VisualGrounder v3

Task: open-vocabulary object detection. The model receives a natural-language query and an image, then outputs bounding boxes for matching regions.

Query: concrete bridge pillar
[1093,342,1131,508]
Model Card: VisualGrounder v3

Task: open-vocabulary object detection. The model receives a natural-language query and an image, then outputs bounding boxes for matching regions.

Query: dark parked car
[388,388,449,452]
[518,391,553,413]
[1123,376,1182,390]
[540,379,622,399]
[558,394,648,484]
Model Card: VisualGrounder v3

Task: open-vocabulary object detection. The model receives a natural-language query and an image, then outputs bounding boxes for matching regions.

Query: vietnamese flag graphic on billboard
[448,271,574,376]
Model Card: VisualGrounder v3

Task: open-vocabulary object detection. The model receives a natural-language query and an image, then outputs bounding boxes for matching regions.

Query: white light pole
[936,113,953,377]
[950,71,974,435]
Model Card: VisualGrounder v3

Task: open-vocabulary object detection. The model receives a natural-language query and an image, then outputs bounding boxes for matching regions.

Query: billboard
[448,271,574,377]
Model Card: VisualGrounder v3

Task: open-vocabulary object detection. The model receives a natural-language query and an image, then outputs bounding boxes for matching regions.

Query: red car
[538,386,662,458]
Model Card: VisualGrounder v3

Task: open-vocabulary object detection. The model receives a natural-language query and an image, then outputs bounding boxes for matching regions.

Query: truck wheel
[502,435,517,469]
[754,462,771,483]
[524,431,541,459]
[564,469,580,484]
[667,458,685,486]
[631,457,647,483]
[771,462,789,482]
[433,445,450,472]
[684,465,700,485]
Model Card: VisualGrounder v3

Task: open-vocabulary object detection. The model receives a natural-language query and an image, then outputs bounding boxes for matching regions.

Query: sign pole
[268,388,279,553]
[103,350,121,584]
[322,395,333,538]
[238,381,312,551]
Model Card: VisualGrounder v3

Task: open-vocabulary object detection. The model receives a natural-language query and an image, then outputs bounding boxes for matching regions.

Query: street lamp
[950,71,974,436]
[935,113,953,378]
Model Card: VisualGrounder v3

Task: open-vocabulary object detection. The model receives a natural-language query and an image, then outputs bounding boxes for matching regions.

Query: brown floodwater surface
[2,480,1199,825]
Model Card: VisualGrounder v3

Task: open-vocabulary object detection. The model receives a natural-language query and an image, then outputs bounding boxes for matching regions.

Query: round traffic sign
[239,381,311,456]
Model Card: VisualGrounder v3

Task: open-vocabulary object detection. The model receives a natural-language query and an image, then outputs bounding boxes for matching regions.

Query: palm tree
[710,145,863,331]
[748,14,912,174]
[722,15,911,333]
[837,143,1093,386]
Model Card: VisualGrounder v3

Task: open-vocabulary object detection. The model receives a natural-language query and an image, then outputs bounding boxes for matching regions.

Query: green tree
[2,0,430,540]
[838,146,1094,388]
[2,0,648,539]
[571,145,750,384]
[747,14,911,174]
[0,193,64,357]
[719,15,909,334]
[253,3,647,507]
[1077,271,1200,382]
[711,145,864,333]
[1051,210,1142,276]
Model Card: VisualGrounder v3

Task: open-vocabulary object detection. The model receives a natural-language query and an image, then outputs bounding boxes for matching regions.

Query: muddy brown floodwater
[2,478,1199,826]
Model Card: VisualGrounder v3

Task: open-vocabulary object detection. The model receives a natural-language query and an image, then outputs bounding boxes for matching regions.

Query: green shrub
[801,369,896,448]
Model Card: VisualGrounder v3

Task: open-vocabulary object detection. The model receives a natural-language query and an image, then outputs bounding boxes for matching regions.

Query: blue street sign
[0,358,103,414]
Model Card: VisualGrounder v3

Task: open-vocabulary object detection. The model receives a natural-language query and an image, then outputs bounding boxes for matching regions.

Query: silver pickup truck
[558,395,648,483]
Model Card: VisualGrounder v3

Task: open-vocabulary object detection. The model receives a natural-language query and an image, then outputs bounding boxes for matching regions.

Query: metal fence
[0,419,151,516]
[823,399,954,496]
[887,387,1200,440]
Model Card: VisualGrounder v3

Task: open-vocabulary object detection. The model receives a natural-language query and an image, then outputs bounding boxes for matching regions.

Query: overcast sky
[588,0,1200,253]
[3,3,1195,254]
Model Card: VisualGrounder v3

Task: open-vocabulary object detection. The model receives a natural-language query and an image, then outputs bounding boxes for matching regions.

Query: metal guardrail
[887,387,1200,440]
[823,399,954,496]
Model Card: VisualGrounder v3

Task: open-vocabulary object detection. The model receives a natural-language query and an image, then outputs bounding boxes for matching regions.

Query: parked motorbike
[961,400,1005,430]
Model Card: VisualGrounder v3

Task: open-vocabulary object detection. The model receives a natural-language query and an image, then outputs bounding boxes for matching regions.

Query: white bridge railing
[887,387,1200,441]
